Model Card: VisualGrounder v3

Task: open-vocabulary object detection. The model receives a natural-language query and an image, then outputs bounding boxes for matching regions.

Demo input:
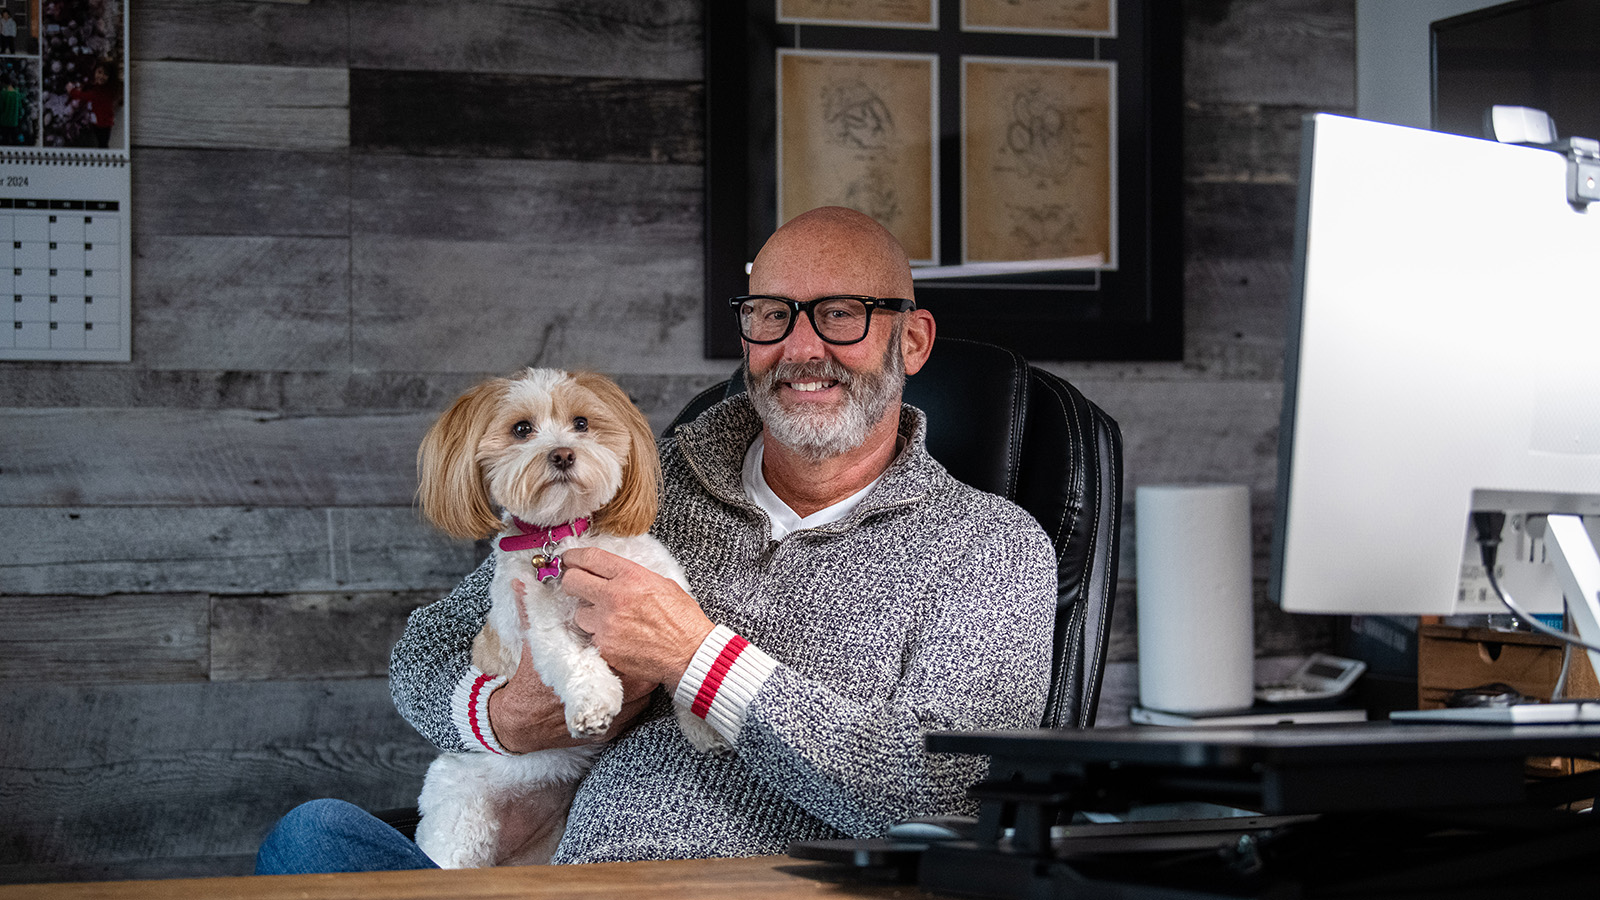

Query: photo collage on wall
[1,0,126,150]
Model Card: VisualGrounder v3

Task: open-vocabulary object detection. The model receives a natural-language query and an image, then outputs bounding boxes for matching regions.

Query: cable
[1484,567,1600,657]
[1473,512,1600,660]
[1553,642,1573,702]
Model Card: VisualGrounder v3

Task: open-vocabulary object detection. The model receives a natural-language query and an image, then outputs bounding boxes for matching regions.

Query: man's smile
[785,379,838,393]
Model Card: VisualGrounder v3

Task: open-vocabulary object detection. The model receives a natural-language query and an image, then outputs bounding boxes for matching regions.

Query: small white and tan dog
[411,367,722,868]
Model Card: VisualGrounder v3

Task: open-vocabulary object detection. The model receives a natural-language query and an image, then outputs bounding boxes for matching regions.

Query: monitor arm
[1544,514,1600,683]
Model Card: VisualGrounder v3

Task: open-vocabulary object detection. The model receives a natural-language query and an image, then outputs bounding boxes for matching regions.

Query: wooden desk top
[0,855,935,900]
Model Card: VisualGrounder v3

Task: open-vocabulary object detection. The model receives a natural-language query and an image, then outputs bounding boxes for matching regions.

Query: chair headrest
[900,339,1030,500]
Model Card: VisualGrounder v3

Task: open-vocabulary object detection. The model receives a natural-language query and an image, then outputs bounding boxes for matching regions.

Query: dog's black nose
[549,448,576,471]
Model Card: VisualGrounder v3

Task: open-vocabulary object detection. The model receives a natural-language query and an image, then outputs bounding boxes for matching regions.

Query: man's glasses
[729,295,916,345]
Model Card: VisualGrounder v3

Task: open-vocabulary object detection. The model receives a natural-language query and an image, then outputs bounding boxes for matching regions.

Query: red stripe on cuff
[690,634,750,719]
[467,673,503,755]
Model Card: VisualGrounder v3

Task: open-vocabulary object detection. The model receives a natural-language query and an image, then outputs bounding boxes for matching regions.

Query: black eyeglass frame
[728,294,917,345]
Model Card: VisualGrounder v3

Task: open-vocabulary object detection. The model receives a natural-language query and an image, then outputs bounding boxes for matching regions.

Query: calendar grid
[0,164,132,362]
[1,196,126,359]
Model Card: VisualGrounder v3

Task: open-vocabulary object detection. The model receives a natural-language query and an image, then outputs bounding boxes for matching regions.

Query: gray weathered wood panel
[0,368,724,434]
[132,0,353,68]
[0,508,476,596]
[1185,181,1300,261]
[0,594,210,683]
[349,156,702,242]
[0,680,434,882]
[134,236,352,372]
[0,590,435,684]
[344,0,704,80]
[1084,378,1284,497]
[342,155,705,374]
[1185,0,1355,106]
[0,854,257,886]
[0,410,427,506]
[130,62,349,151]
[350,238,705,375]
[210,590,437,682]
[134,149,350,238]
[346,156,708,374]
[1185,103,1316,186]
[0,369,472,412]
[349,69,704,163]
[1182,259,1294,380]
[131,0,703,82]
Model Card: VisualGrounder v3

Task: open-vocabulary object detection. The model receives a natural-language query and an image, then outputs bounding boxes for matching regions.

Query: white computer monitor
[1270,114,1600,673]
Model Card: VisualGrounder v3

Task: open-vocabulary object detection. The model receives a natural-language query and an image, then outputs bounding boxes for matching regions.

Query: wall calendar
[0,0,129,362]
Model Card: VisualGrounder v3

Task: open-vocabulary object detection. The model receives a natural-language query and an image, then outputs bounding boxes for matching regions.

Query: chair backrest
[665,338,1123,728]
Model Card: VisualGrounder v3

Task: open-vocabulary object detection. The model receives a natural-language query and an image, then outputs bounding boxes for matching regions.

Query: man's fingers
[560,547,629,579]
[557,564,604,596]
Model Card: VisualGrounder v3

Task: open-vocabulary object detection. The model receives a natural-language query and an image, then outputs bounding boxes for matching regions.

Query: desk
[0,856,930,900]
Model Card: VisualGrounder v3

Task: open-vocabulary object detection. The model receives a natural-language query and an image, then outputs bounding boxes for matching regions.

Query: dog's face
[418,369,660,540]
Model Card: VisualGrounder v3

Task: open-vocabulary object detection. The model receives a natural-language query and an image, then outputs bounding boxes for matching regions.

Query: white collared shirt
[741,435,880,541]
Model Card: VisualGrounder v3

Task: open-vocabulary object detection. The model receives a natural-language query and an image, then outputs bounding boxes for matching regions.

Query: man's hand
[561,547,716,694]
[485,581,657,755]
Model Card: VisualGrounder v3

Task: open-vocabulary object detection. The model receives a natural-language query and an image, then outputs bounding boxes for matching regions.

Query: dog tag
[537,556,563,583]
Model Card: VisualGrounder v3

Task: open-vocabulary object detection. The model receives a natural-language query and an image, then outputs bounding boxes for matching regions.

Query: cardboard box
[1418,623,1600,782]
[1415,624,1595,708]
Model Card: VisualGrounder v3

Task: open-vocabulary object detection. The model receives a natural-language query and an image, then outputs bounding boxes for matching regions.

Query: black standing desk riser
[796,722,1600,899]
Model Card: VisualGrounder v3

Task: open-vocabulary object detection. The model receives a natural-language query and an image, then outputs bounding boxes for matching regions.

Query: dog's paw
[565,678,623,739]
[565,702,617,738]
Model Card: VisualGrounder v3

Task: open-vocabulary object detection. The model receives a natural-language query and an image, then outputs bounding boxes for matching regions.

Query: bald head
[750,207,914,301]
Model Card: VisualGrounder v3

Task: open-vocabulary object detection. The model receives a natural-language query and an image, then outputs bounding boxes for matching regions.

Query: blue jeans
[255,799,439,875]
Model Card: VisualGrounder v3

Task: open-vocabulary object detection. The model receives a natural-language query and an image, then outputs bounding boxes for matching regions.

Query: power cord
[1472,511,1600,659]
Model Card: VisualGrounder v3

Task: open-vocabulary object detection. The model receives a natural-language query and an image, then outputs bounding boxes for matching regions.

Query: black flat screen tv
[1433,0,1600,141]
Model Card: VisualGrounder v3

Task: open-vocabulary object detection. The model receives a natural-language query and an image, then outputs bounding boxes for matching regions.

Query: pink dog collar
[498,517,590,581]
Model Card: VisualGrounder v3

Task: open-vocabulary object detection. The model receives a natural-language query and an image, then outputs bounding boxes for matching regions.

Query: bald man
[257,208,1057,872]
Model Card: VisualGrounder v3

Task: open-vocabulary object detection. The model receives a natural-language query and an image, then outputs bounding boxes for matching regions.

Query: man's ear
[901,309,935,376]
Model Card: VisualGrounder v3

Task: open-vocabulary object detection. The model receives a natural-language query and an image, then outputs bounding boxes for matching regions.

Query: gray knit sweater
[389,396,1057,862]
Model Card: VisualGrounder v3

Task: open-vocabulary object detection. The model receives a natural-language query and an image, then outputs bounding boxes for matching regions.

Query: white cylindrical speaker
[1135,484,1255,715]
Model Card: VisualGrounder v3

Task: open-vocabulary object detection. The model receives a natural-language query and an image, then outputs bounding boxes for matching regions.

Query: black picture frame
[704,0,1182,361]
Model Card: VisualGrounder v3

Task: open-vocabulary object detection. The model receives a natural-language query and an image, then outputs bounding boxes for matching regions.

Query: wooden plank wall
[0,0,1354,883]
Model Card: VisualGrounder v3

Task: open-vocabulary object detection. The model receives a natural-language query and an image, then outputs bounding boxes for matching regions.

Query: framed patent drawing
[778,49,939,264]
[704,0,1181,360]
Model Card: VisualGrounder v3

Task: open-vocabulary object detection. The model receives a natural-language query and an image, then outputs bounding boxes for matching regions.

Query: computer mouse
[1446,682,1523,708]
[885,816,972,841]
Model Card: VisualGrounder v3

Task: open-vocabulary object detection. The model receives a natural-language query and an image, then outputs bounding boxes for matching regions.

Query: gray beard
[744,337,905,462]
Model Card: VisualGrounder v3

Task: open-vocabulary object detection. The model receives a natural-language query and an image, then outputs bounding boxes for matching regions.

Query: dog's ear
[574,372,660,537]
[417,378,507,540]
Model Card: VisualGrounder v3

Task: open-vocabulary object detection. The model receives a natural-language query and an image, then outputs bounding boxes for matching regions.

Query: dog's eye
[511,420,534,439]
[573,416,588,432]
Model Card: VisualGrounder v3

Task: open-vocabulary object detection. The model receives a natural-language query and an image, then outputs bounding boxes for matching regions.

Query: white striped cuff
[673,624,779,743]
[449,666,513,755]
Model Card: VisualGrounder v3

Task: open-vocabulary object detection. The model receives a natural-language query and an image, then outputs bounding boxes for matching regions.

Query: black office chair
[669,337,1123,729]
